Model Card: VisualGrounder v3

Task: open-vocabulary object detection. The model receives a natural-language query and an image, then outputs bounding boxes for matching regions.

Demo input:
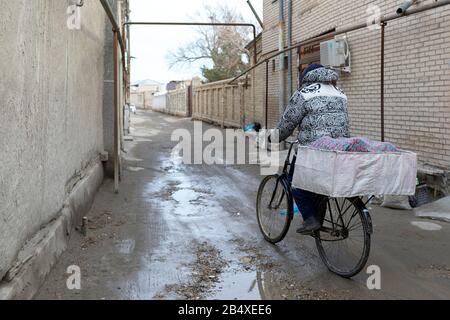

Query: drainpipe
[127,15,131,104]
[265,60,269,129]
[397,0,419,14]
[278,0,286,119]
[247,0,264,30]
[287,0,293,98]
[100,0,124,194]
[113,31,120,193]
[380,22,387,142]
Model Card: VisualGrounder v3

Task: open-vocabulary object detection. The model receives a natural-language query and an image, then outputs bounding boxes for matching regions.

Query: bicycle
[256,140,373,278]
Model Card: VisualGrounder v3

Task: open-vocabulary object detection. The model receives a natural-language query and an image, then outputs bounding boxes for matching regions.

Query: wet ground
[36,110,450,300]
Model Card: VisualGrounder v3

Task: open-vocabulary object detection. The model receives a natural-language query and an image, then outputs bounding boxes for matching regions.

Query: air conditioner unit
[320,38,351,73]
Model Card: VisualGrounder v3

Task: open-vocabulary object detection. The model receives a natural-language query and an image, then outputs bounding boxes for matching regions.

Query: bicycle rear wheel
[256,175,292,244]
[315,197,371,278]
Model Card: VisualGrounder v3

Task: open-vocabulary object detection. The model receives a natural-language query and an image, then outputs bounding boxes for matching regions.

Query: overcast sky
[129,0,263,84]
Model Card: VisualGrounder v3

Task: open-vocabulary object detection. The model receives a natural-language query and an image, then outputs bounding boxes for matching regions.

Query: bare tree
[167,4,252,82]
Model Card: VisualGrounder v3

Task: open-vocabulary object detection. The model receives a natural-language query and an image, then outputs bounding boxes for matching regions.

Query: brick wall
[247,35,265,126]
[262,0,450,170]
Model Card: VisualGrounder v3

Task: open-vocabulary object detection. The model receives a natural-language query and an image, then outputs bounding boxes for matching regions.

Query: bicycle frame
[258,141,373,277]
[269,141,372,238]
[267,142,298,218]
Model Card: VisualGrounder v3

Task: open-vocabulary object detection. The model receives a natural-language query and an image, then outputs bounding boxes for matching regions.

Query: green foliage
[201,47,249,82]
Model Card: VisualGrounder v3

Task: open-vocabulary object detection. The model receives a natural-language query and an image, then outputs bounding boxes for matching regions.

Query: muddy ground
[36,111,450,300]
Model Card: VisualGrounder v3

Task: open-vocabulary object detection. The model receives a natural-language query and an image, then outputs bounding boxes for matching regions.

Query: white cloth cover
[292,146,417,198]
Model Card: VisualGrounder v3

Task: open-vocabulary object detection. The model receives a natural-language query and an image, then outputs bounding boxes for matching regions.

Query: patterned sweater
[275,68,350,145]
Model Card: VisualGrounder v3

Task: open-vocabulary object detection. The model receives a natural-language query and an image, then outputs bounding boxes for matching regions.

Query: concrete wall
[166,88,191,117]
[192,74,266,129]
[152,88,191,117]
[130,91,145,108]
[130,90,157,109]
[0,0,106,281]
[102,2,116,177]
[152,93,168,113]
[262,0,450,172]
[191,35,265,128]
[193,80,245,128]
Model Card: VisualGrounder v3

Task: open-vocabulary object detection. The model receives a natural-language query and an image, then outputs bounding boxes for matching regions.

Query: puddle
[172,189,202,204]
[123,154,144,162]
[164,117,185,123]
[210,271,261,300]
[210,269,339,300]
[411,221,442,231]
[162,153,184,173]
[127,167,145,172]
[170,189,218,217]
[157,242,228,300]
[116,239,136,255]
[135,138,152,142]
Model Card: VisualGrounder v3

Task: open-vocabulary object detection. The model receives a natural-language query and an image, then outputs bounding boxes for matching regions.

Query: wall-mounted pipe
[265,60,269,129]
[113,31,120,193]
[99,0,126,56]
[287,0,293,97]
[380,22,387,142]
[247,0,264,30]
[99,0,128,193]
[397,0,419,15]
[278,0,286,118]
[229,0,450,85]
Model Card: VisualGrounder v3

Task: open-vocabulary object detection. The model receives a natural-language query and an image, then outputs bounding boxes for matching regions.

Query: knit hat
[300,63,324,83]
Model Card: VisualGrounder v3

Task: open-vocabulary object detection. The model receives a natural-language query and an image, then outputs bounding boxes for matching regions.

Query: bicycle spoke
[348,221,363,232]
[257,176,292,244]
[315,197,370,277]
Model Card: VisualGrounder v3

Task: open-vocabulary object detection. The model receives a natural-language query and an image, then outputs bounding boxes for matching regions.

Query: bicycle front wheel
[256,175,292,244]
[315,197,371,278]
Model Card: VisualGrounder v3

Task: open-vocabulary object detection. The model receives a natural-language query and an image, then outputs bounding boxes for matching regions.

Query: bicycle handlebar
[285,140,300,146]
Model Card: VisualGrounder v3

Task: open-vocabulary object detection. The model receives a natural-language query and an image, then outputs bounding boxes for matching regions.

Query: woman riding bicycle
[271,63,350,234]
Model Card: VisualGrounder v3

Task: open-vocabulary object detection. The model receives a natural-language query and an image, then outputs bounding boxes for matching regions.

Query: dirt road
[36,111,450,300]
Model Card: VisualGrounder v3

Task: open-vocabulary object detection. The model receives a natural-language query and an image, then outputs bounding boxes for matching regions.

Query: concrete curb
[0,161,104,300]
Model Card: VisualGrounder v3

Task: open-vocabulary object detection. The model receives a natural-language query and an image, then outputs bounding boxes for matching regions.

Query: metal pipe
[124,21,258,65]
[287,0,293,97]
[381,22,387,142]
[113,31,120,193]
[99,0,126,64]
[397,0,419,15]
[278,0,286,116]
[127,22,131,103]
[228,0,450,85]
[265,60,269,129]
[247,0,264,30]
[99,0,129,192]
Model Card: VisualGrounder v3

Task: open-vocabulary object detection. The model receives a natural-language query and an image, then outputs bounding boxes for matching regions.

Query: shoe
[296,216,321,235]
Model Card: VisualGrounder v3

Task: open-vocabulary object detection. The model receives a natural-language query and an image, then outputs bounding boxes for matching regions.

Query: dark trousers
[292,188,317,220]
[288,173,317,221]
